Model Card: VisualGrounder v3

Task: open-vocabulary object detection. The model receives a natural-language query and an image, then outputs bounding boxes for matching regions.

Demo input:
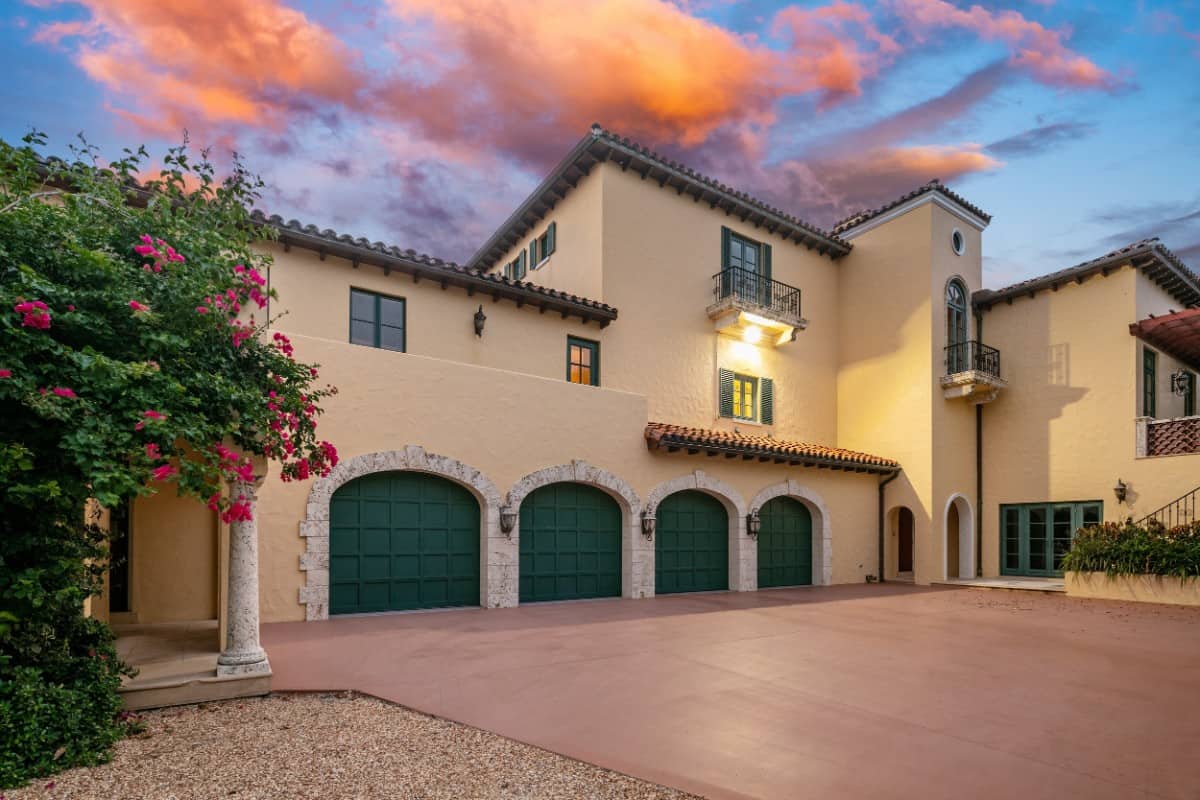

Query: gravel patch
[7,693,701,800]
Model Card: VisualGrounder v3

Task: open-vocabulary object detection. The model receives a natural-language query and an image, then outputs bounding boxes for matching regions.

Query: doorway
[897,507,914,576]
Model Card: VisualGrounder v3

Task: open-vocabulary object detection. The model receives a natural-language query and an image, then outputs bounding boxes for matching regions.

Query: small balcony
[706,267,806,346]
[1137,415,1200,458]
[941,340,1007,404]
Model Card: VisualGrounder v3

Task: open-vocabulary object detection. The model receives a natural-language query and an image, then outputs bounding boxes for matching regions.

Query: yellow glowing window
[732,374,756,421]
[567,336,599,386]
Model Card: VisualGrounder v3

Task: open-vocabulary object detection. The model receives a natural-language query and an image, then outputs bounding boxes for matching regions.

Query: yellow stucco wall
[126,488,219,622]
[980,265,1200,576]
[254,333,882,622]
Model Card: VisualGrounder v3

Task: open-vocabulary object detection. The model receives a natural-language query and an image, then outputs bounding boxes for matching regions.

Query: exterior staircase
[1138,485,1200,528]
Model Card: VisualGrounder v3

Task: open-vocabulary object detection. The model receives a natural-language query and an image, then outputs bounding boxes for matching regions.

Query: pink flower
[195,306,209,314]
[67,304,75,311]
[51,387,77,399]
[0,369,10,379]
[134,409,166,431]
[151,464,177,481]
[129,300,150,313]
[222,498,254,523]
[13,300,51,329]
[145,443,161,460]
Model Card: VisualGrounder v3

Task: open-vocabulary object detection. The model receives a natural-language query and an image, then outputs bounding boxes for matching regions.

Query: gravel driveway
[6,693,700,800]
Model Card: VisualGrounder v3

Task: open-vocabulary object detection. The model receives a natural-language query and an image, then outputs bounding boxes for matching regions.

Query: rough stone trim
[505,461,649,599]
[749,480,833,586]
[644,470,752,592]
[298,447,503,620]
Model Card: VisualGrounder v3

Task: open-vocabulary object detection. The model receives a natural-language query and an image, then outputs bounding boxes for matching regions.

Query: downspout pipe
[878,469,901,583]
[974,308,985,578]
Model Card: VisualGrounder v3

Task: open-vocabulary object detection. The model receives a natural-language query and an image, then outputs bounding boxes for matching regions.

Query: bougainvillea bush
[0,133,337,786]
[1061,520,1200,578]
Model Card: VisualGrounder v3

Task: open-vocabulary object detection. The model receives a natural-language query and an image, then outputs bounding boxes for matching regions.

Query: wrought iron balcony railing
[945,340,1001,379]
[712,267,802,321]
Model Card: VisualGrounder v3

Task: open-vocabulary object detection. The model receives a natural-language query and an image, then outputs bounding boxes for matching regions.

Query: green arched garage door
[656,491,729,594]
[519,483,621,602]
[757,496,813,588]
[329,472,480,614]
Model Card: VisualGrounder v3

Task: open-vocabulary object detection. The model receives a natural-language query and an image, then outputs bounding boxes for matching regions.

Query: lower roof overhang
[1130,308,1200,370]
[645,423,900,475]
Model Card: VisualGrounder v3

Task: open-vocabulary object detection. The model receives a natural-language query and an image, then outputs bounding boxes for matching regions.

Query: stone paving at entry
[262,583,1200,800]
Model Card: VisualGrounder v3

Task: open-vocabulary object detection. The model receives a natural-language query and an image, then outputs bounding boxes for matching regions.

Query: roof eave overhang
[838,191,990,241]
[645,434,899,475]
[975,245,1200,312]
[267,222,617,327]
[1129,312,1200,371]
[467,129,852,271]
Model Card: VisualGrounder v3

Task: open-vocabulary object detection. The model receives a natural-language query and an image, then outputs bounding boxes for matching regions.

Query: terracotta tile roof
[645,422,899,474]
[1130,307,1200,370]
[832,180,992,235]
[975,238,1200,311]
[250,210,618,326]
[467,125,852,271]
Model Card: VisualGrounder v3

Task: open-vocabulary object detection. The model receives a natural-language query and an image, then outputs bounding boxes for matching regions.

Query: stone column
[217,474,271,677]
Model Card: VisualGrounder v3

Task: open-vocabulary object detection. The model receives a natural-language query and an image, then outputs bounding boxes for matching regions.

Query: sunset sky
[2,0,1198,287]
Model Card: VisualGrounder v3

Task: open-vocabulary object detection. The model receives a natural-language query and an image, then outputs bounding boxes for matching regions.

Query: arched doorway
[656,490,729,594]
[944,494,975,580]
[897,507,914,576]
[519,482,621,602]
[757,496,813,588]
[329,471,480,614]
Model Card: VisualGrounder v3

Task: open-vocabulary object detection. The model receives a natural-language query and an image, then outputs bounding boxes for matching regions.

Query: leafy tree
[0,132,338,786]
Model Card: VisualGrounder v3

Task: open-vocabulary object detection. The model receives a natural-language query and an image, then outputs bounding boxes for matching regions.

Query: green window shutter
[529,240,538,266]
[762,242,772,282]
[760,377,774,425]
[546,221,556,255]
[718,368,734,418]
[518,250,527,279]
[721,226,731,271]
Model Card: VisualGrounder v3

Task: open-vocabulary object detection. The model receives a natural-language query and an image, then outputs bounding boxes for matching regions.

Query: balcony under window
[707,267,806,346]
[941,340,1007,403]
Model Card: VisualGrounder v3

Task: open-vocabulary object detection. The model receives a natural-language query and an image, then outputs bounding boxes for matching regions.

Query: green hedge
[1062,520,1200,578]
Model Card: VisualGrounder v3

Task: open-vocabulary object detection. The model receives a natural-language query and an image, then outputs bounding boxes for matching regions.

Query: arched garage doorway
[519,483,621,602]
[757,496,813,588]
[656,490,729,594]
[329,471,480,614]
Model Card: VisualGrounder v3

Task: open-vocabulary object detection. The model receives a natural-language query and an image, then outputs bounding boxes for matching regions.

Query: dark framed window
[350,288,406,352]
[1000,501,1102,577]
[530,221,556,268]
[727,233,760,274]
[567,336,599,386]
[718,369,774,424]
[946,278,969,372]
[505,250,527,281]
[1183,371,1196,417]
[1143,347,1156,417]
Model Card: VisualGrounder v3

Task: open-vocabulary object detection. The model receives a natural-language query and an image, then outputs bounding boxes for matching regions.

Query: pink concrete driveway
[262,585,1200,800]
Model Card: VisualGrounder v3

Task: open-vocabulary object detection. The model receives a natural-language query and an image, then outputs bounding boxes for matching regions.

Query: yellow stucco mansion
[94,126,1200,701]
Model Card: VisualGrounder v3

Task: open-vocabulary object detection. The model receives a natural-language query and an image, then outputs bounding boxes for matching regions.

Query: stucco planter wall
[1065,572,1200,606]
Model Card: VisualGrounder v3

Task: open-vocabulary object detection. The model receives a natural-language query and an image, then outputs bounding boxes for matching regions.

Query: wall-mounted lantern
[1113,479,1128,505]
[640,509,656,540]
[1171,369,1192,396]
[747,511,761,539]
[499,504,516,536]
[474,304,487,337]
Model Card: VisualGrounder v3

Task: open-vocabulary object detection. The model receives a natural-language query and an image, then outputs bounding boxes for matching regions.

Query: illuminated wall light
[743,325,763,344]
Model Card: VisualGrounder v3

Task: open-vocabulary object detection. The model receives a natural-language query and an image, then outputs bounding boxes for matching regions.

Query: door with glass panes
[1000,501,1102,577]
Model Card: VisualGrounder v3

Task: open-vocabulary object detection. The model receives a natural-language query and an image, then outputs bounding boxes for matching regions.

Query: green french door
[656,491,729,594]
[1000,501,1102,577]
[519,483,621,602]
[757,497,813,588]
[329,472,480,614]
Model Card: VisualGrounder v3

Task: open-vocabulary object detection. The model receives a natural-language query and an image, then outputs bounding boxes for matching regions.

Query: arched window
[946,279,969,372]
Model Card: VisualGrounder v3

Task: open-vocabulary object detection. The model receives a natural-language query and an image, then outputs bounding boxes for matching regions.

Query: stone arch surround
[749,480,833,586]
[644,470,752,592]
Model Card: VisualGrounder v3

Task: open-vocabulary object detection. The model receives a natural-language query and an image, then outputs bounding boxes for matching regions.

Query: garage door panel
[519,483,622,603]
[656,491,729,594]
[329,472,480,614]
[757,496,812,588]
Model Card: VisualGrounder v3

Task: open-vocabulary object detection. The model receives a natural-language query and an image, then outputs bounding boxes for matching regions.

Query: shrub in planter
[1061,520,1200,578]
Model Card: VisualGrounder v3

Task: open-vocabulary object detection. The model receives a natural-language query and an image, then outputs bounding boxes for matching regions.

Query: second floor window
[1186,371,1197,417]
[1143,347,1156,417]
[504,250,527,281]
[946,279,969,372]
[350,288,406,352]
[718,369,774,424]
[721,227,772,280]
[567,336,599,386]
[529,221,557,267]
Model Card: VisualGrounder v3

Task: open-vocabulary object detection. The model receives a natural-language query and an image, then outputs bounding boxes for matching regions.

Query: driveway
[262,584,1200,800]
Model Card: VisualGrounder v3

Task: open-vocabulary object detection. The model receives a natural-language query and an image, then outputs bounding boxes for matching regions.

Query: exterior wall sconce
[1171,369,1191,396]
[1113,479,1127,505]
[499,504,516,536]
[474,305,487,337]
[747,511,761,539]
[640,509,656,540]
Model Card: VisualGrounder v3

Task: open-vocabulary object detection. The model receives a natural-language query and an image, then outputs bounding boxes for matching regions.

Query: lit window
[732,374,756,421]
[567,336,599,386]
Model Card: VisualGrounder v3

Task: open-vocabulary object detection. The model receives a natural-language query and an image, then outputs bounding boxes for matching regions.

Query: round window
[951,229,965,255]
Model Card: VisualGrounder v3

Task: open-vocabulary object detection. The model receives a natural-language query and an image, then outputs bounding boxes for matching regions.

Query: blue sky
[1,0,1198,287]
